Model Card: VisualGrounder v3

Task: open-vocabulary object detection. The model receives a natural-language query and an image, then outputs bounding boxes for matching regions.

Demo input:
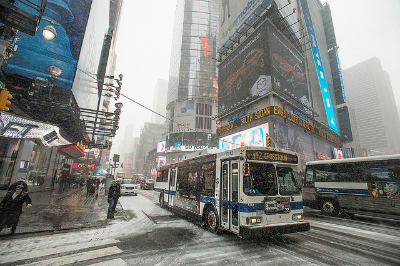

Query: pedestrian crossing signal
[0,88,12,111]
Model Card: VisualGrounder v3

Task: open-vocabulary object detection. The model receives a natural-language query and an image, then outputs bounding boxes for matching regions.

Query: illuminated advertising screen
[219,123,269,150]
[3,0,93,91]
[166,132,219,152]
[0,111,70,146]
[218,22,271,112]
[218,22,307,113]
[158,156,166,167]
[219,0,272,54]
[270,26,309,108]
[300,0,338,132]
[157,141,166,153]
[335,47,346,104]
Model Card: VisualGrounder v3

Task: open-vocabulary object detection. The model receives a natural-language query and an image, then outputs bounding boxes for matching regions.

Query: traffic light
[0,88,12,111]
[266,137,271,147]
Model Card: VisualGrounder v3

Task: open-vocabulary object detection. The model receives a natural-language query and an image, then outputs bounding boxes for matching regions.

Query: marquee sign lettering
[217,106,342,147]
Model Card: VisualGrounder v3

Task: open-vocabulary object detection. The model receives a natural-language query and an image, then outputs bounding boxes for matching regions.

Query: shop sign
[0,111,70,146]
[72,163,95,169]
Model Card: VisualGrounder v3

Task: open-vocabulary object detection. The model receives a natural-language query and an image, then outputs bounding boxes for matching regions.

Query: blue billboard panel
[300,0,338,133]
[4,0,93,90]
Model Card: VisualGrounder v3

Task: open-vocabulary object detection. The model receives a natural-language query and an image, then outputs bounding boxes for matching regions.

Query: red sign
[72,163,95,169]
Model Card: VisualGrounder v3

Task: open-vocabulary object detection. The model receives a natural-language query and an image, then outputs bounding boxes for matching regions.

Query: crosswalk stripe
[24,246,123,266]
[1,239,120,264]
[88,258,127,266]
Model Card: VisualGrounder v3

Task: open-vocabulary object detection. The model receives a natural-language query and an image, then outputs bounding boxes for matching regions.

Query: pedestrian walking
[112,179,121,213]
[86,177,92,195]
[8,178,28,193]
[107,180,121,219]
[0,185,32,234]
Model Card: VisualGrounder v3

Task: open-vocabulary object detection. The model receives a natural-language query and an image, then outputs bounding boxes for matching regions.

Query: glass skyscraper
[165,0,219,160]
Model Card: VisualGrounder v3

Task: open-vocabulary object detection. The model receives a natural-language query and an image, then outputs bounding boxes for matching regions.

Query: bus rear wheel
[159,194,164,208]
[320,199,339,216]
[206,209,219,234]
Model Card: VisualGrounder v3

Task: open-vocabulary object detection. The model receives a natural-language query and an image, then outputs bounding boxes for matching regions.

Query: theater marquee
[217,106,342,147]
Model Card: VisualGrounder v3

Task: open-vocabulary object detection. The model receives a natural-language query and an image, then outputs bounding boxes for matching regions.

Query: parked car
[120,179,139,196]
[142,179,154,190]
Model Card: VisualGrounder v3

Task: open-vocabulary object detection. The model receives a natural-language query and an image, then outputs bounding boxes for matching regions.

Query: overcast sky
[110,0,400,157]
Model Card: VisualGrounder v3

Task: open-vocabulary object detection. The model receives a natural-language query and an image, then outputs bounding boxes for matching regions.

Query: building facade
[165,0,220,163]
[342,57,400,155]
[216,0,351,175]
[151,79,168,125]
[0,0,123,191]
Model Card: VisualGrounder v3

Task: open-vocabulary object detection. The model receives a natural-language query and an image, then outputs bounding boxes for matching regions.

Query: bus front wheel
[320,199,339,216]
[206,209,219,234]
[159,194,164,208]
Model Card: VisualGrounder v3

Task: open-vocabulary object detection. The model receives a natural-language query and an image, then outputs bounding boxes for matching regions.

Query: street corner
[106,203,134,223]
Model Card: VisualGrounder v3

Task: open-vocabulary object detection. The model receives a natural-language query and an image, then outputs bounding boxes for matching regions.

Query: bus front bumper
[239,221,310,238]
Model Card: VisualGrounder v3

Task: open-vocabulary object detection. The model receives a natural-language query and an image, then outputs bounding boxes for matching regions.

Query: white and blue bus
[303,154,400,219]
[154,147,309,238]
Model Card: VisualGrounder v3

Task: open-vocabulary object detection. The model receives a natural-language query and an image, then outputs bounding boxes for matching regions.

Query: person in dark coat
[112,179,121,213]
[86,178,92,195]
[8,178,28,193]
[0,185,32,234]
[107,180,121,219]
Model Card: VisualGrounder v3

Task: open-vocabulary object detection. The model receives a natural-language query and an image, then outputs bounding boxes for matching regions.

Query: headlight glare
[292,213,303,221]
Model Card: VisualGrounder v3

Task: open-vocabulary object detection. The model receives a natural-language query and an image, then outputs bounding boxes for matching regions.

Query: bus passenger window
[304,168,314,187]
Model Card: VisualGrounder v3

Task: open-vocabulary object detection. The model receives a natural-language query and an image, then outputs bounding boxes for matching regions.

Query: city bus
[154,147,310,238]
[303,155,400,219]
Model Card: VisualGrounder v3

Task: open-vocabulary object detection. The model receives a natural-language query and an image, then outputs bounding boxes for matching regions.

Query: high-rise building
[151,79,168,125]
[216,0,351,173]
[0,0,123,190]
[165,0,219,163]
[342,57,400,155]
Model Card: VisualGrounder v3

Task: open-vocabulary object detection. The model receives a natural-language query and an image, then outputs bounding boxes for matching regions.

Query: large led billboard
[218,21,307,112]
[219,123,269,150]
[299,0,338,133]
[166,132,219,152]
[270,26,309,107]
[219,0,273,54]
[3,0,93,91]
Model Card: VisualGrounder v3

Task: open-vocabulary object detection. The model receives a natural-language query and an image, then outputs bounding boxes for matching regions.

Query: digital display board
[246,150,299,164]
[0,111,70,146]
[4,0,93,91]
[269,26,309,108]
[300,0,338,133]
[335,47,346,103]
[218,21,307,113]
[219,123,269,150]
[219,0,272,54]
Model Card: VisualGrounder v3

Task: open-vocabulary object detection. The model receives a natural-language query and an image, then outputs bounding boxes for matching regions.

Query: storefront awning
[60,145,85,159]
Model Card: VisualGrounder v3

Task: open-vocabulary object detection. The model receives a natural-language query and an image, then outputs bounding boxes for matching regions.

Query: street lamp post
[91,76,123,146]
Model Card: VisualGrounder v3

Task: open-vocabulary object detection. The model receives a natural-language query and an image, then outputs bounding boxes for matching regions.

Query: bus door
[221,160,240,234]
[168,168,176,205]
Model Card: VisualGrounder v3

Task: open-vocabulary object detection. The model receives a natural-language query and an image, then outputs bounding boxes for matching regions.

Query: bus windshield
[243,163,277,196]
[276,167,301,195]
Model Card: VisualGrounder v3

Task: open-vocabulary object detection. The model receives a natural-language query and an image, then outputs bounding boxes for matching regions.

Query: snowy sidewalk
[0,187,126,236]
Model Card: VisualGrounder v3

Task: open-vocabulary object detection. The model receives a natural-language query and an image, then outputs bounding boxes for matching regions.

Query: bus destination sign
[246,150,298,164]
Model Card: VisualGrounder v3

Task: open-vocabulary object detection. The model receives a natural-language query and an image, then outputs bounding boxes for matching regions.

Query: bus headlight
[246,217,262,224]
[292,213,303,221]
